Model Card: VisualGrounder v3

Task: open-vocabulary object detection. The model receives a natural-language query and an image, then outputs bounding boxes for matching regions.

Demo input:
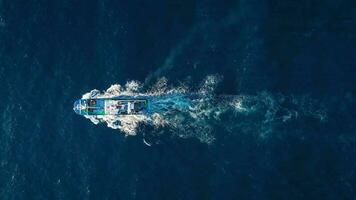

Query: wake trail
[81,75,327,144]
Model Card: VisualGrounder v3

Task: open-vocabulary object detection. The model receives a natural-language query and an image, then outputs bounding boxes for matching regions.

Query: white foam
[80,76,222,142]
[80,76,327,143]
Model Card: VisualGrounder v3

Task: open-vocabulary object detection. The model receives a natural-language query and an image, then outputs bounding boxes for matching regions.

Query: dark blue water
[1,0,356,199]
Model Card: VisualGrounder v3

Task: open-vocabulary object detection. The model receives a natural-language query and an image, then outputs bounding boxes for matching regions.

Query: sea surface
[1,0,356,199]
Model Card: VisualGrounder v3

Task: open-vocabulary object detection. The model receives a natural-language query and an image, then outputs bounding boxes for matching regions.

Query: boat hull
[73,98,148,116]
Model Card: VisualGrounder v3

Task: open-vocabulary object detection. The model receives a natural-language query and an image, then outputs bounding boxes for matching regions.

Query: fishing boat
[73,97,148,116]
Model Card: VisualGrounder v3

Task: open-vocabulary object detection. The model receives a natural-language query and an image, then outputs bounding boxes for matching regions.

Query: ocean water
[1,0,356,199]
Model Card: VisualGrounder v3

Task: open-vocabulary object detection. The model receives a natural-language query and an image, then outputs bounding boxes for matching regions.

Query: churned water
[0,0,356,199]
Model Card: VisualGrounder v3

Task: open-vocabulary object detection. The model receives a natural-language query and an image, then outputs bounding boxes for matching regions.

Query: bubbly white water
[81,75,327,144]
